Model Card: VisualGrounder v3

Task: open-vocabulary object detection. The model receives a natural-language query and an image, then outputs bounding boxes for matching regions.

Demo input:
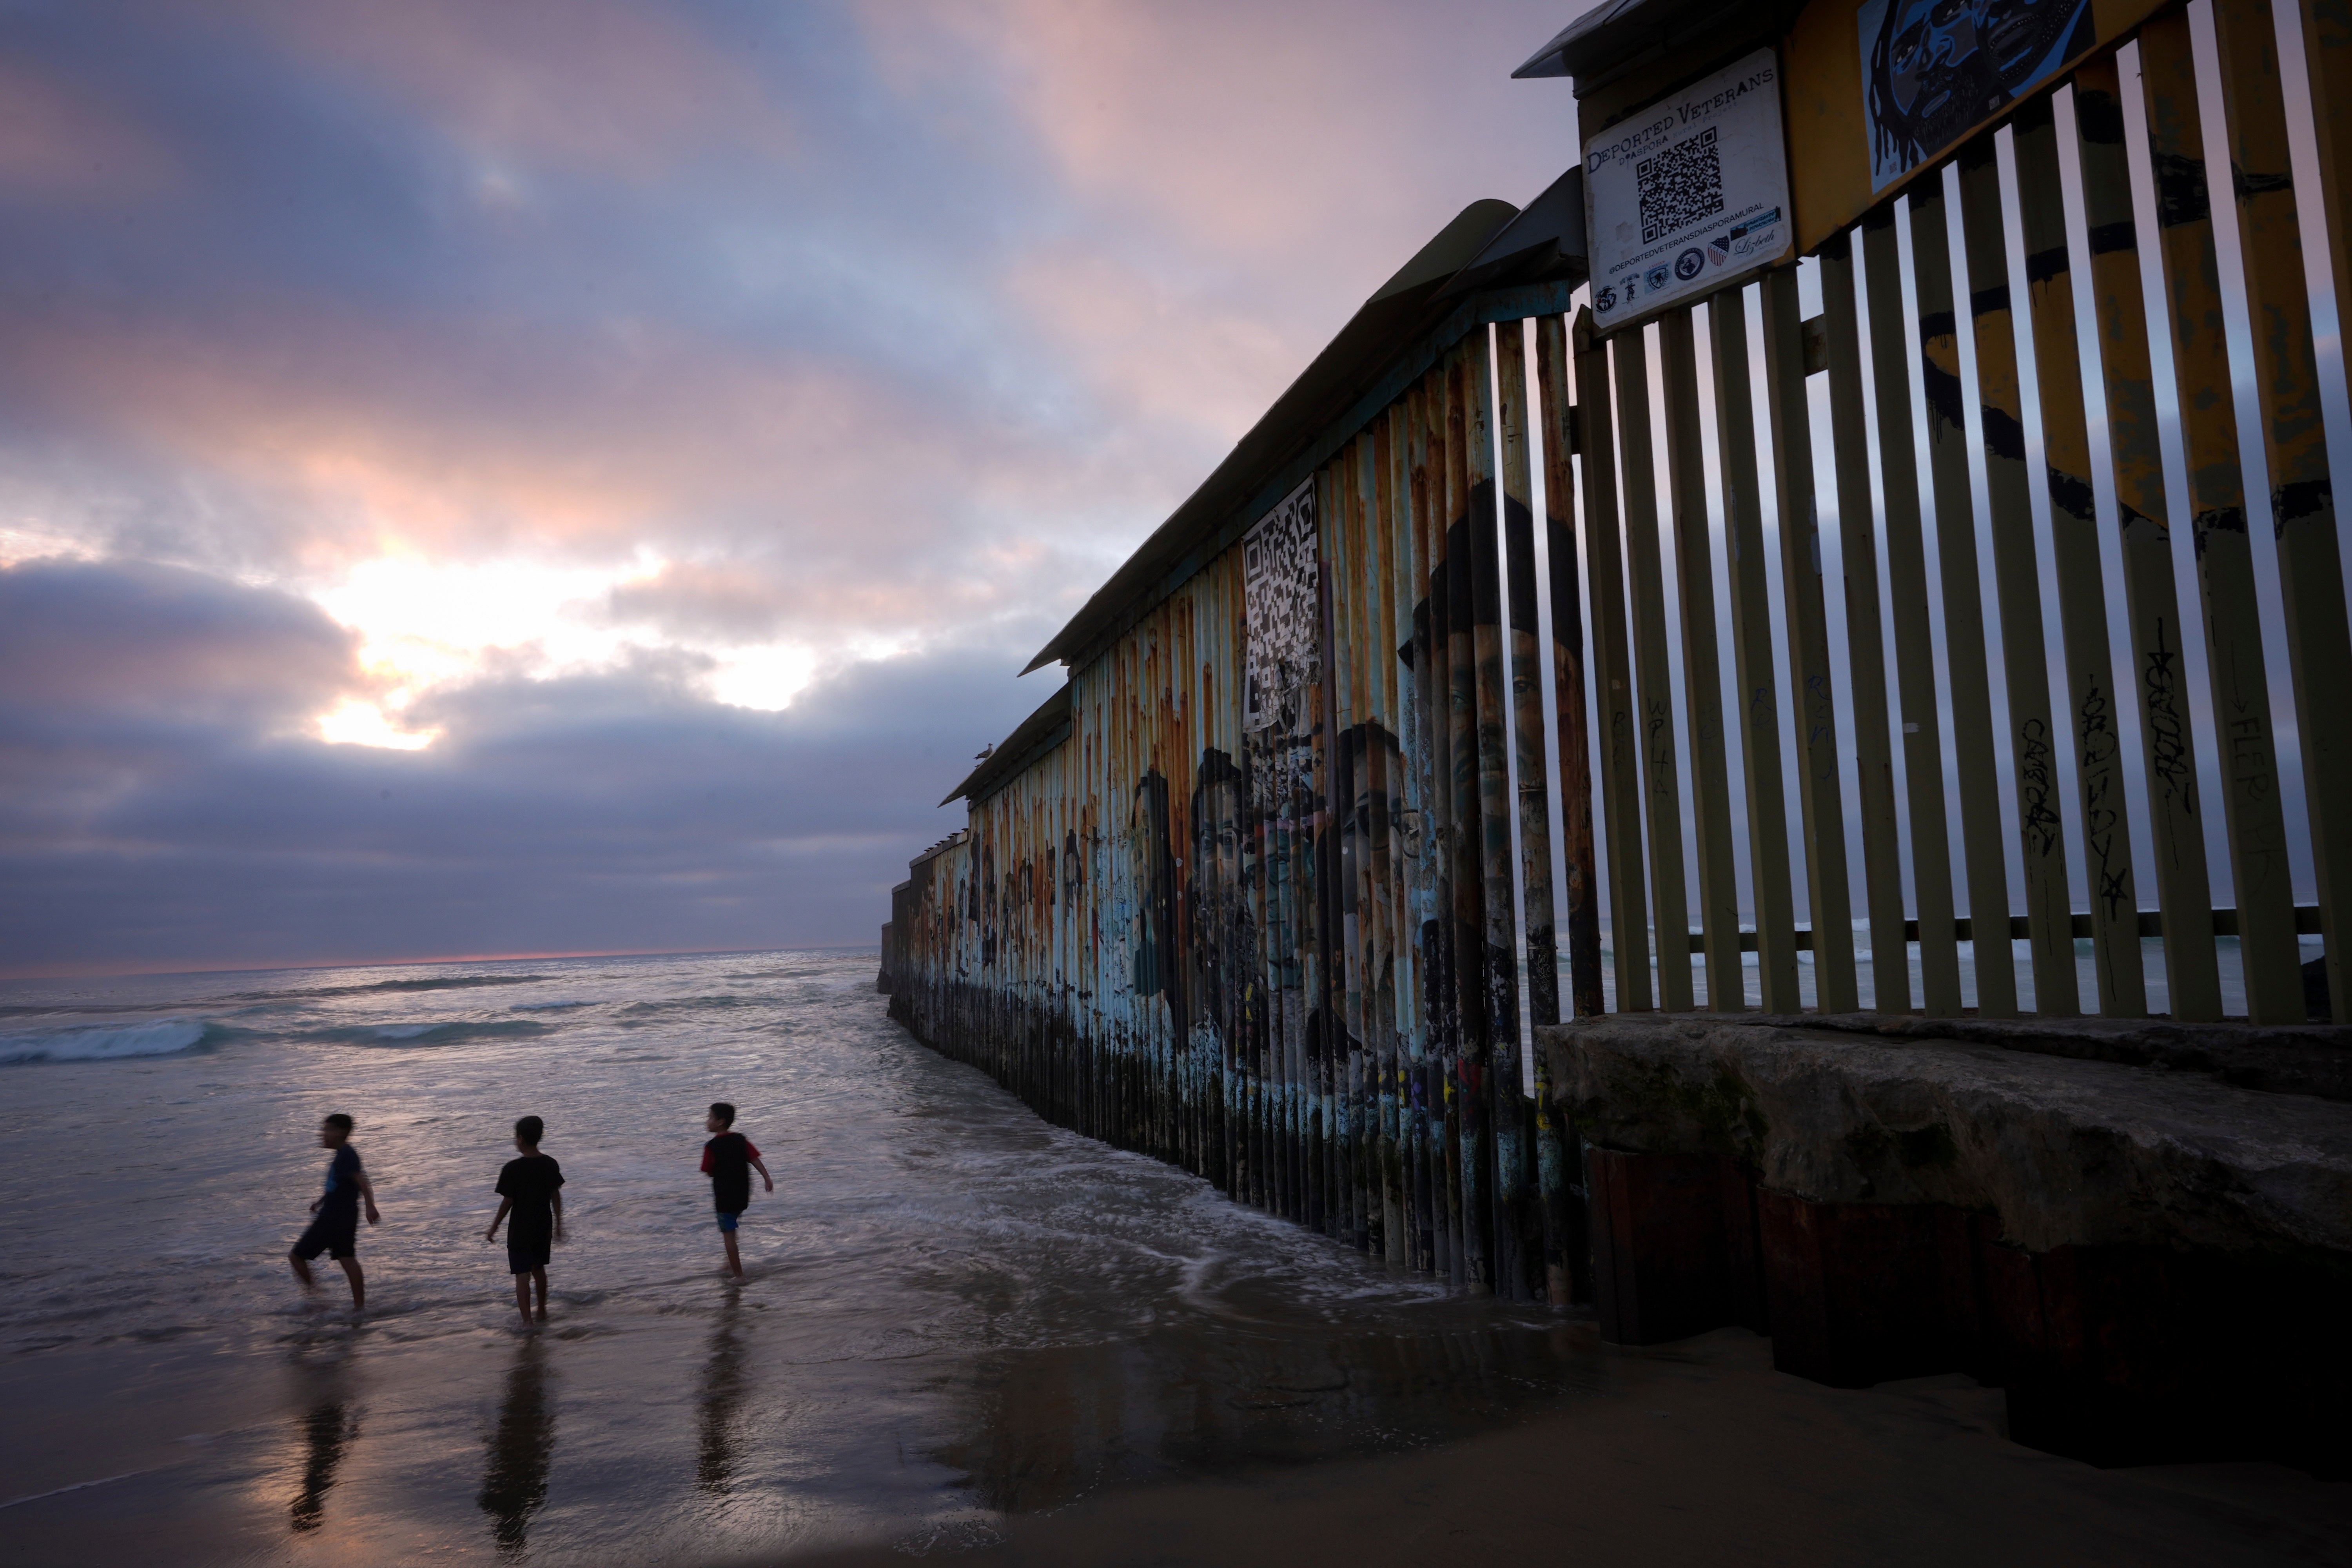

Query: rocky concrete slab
[1537,1014,2352,1256]
[1752,1012,2352,1102]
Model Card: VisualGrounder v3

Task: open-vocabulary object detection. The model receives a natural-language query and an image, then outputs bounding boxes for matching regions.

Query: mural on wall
[1861,0,2092,189]
[1243,479,1319,734]
[1129,769,1184,1036]
[1188,749,1254,1054]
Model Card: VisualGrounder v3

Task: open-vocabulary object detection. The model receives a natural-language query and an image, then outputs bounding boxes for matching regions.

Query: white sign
[1583,48,1792,330]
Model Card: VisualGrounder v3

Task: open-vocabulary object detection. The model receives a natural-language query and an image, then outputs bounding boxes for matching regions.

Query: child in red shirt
[701,1101,773,1279]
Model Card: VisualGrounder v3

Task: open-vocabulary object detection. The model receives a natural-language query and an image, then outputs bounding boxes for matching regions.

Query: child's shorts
[715,1210,741,1233]
[292,1214,357,1261]
[508,1240,551,1274]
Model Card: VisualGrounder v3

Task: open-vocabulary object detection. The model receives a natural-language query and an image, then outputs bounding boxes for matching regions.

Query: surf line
[0,1469,156,1510]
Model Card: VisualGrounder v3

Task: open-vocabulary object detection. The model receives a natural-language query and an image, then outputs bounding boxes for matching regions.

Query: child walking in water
[289,1112,380,1311]
[485,1115,565,1329]
[702,1102,772,1279]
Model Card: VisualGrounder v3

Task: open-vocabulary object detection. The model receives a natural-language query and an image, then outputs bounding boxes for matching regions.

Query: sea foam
[0,1016,210,1065]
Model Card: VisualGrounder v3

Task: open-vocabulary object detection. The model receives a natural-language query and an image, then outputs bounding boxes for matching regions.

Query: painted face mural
[1339,722,1406,1047]
[1189,749,1256,1046]
[1129,769,1185,1035]
[1862,0,2091,185]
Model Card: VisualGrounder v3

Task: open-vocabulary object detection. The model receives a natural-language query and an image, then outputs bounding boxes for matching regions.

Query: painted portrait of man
[1129,768,1185,1036]
[1188,748,1256,1051]
[1862,0,2093,187]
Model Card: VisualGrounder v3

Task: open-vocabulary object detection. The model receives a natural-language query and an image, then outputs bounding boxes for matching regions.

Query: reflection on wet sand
[478,1337,555,1554]
[697,1296,750,1496]
[936,1316,1597,1513]
[287,1397,359,1533]
[281,1342,362,1535]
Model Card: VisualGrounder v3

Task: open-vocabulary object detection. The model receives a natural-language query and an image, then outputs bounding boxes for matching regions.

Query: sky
[0,0,1588,977]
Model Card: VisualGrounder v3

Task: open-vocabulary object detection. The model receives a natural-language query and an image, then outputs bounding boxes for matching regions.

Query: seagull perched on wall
[975,744,994,760]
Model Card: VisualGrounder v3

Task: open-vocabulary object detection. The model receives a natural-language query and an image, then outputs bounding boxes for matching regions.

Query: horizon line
[0,943,881,985]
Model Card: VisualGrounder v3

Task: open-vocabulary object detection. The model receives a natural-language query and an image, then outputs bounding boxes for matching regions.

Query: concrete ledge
[1752,1011,2352,1103]
[1537,1013,2352,1256]
[1541,1014,2352,1474]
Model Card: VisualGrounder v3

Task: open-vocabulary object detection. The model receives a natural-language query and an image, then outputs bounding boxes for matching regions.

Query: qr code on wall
[1636,126,1724,244]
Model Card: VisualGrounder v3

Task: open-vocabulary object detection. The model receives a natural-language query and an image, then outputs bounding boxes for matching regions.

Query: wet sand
[789,1327,2352,1568]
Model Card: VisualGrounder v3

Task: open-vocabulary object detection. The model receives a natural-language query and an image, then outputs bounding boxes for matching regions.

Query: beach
[1,949,2343,1565]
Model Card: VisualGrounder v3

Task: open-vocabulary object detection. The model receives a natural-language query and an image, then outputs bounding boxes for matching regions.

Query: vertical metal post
[1498,321,1563,1033]
[1402,381,1438,1273]
[1661,307,1746,1009]
[1443,345,1491,1289]
[1416,365,1462,1283]
[1613,327,1697,1010]
[2011,92,2149,1016]
[1862,210,1964,1014]
[1957,135,2079,1016]
[1911,172,2021,1016]
[1560,309,1648,1013]
[2140,15,2305,1021]
[1760,266,1862,1011]
[1500,318,1574,1304]
[2069,57,2221,1018]
[2308,0,2352,393]
[1817,231,1911,1010]
[1535,320,1605,1020]
[2212,0,2352,1018]
[1469,328,1532,1300]
[1709,285,1804,1013]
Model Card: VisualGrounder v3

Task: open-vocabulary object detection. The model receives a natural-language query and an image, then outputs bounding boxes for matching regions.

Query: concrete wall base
[1588,1147,2352,1476]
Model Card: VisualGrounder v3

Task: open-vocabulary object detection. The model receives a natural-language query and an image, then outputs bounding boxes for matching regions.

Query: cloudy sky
[0,0,1587,976]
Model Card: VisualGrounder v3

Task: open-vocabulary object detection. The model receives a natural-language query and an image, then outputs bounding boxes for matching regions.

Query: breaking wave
[0,1016,213,1065]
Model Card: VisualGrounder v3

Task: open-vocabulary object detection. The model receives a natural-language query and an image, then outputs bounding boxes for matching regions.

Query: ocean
[0,948,1578,1563]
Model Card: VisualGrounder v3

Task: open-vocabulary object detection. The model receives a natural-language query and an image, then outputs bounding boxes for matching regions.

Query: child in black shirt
[701,1101,773,1279]
[486,1115,565,1329]
[289,1112,380,1311]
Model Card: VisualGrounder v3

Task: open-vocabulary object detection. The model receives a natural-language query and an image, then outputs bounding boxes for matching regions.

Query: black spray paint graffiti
[1243,479,1319,735]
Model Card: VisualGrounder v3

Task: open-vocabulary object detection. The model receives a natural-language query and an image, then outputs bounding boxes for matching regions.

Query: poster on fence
[1242,479,1317,734]
[1583,46,1791,332]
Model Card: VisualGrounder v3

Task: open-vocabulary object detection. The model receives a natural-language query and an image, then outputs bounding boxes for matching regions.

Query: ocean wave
[0,1016,212,1065]
[617,995,770,1017]
[225,974,553,1004]
[326,1019,557,1047]
[511,1000,597,1012]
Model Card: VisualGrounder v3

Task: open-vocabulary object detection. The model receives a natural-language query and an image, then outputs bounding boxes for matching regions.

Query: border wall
[887,0,2350,1334]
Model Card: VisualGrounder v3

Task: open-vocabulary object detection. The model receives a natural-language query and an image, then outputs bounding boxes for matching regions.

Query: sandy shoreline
[782,1327,2352,1568]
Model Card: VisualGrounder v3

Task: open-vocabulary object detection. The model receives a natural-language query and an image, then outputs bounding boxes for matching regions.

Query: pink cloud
[0,60,177,200]
[233,0,801,178]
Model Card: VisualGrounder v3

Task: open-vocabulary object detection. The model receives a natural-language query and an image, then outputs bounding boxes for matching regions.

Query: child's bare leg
[531,1268,548,1321]
[289,1251,316,1292]
[513,1274,533,1327]
[337,1256,365,1312]
[722,1232,743,1278]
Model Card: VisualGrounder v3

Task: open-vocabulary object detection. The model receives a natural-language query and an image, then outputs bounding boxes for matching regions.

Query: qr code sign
[1636,126,1724,244]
